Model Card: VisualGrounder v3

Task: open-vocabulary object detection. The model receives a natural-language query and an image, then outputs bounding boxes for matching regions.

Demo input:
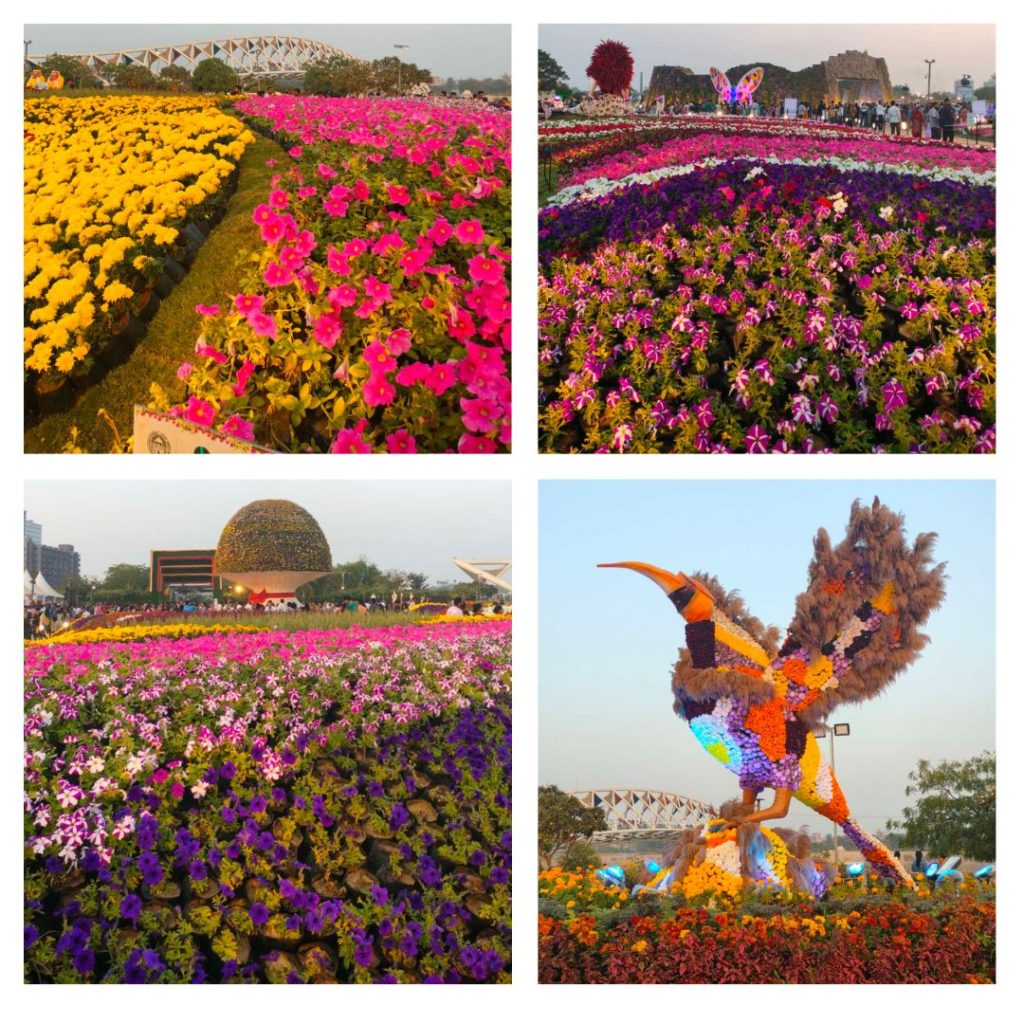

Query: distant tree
[538,50,569,94]
[109,64,157,91]
[191,57,238,93]
[158,64,193,91]
[92,563,152,604]
[538,785,606,869]
[974,85,995,102]
[886,753,995,862]
[369,56,432,94]
[439,74,512,97]
[303,55,372,96]
[37,54,102,89]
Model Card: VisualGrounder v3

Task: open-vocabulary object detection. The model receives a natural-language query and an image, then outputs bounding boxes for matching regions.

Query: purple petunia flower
[249,901,270,927]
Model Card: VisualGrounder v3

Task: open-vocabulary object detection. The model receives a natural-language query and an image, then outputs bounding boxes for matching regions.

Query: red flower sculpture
[586,40,634,95]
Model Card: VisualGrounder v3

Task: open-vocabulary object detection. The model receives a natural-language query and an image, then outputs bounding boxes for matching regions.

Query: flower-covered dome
[214,499,331,575]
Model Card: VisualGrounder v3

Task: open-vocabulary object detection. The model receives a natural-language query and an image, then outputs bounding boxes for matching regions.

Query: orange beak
[598,561,688,594]
[598,561,715,621]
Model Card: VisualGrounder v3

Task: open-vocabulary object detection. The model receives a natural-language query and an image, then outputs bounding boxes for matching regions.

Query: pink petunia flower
[454,219,486,245]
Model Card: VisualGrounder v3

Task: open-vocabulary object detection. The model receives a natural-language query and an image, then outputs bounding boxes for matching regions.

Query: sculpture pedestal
[635,817,833,901]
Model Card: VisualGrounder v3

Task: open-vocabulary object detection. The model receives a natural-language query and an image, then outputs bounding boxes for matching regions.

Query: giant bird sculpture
[601,498,945,885]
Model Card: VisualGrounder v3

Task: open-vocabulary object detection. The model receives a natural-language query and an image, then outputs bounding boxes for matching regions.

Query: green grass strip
[25,132,284,453]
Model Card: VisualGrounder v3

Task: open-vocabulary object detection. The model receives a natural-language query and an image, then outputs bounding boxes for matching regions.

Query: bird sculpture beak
[598,561,715,621]
[598,561,689,594]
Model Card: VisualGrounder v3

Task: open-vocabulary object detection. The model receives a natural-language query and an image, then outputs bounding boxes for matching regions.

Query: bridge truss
[572,788,716,843]
[29,36,355,82]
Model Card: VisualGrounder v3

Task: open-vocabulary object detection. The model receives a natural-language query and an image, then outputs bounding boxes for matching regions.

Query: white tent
[24,569,63,600]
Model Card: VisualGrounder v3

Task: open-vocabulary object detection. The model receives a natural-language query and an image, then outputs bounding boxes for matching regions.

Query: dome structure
[214,499,332,605]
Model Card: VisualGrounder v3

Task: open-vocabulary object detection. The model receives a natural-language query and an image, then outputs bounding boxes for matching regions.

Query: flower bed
[24,96,252,389]
[24,621,511,983]
[163,95,512,453]
[538,120,994,453]
[30,621,265,646]
[538,865,995,983]
[538,893,995,983]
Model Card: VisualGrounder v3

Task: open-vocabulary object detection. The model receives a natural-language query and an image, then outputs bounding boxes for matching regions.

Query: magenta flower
[744,424,771,453]
[882,378,908,413]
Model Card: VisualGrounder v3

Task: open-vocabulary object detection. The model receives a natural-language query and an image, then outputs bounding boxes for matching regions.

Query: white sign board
[784,97,798,117]
[971,100,988,116]
[133,406,273,454]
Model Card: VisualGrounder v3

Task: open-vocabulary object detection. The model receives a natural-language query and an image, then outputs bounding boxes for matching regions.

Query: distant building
[150,549,221,597]
[39,545,81,590]
[955,74,974,101]
[647,50,893,107]
[24,511,80,591]
[983,73,995,90]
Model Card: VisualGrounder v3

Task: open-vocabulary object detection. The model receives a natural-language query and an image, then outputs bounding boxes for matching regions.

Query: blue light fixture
[646,859,661,873]
[925,861,940,878]
[846,862,865,877]
[974,864,994,879]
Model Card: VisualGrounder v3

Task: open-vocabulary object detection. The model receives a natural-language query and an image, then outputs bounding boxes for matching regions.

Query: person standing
[911,104,925,139]
[940,99,956,142]
[887,100,902,136]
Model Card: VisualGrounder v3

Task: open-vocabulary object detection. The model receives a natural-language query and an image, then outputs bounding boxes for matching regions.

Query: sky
[24,24,511,80]
[24,480,512,585]
[540,24,994,93]
[539,480,995,832]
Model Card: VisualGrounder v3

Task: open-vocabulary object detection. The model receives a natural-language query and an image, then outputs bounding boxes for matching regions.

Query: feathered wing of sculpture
[600,498,946,885]
[709,66,764,105]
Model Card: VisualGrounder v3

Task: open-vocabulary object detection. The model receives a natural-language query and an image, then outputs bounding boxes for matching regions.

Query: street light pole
[829,728,839,870]
[393,43,409,94]
[24,39,32,75]
[925,59,935,103]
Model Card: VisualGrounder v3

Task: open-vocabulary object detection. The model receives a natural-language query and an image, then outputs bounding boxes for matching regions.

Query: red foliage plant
[586,40,634,95]
[538,898,995,984]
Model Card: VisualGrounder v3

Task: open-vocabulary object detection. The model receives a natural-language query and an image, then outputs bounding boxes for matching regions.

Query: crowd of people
[24,591,511,637]
[542,90,989,143]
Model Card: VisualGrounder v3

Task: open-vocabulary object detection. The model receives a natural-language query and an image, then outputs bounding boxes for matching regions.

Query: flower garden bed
[538,116,994,453]
[162,95,512,453]
[24,95,253,420]
[537,868,995,983]
[24,620,511,983]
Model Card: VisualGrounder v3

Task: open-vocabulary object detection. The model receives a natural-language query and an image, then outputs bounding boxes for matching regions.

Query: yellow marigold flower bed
[24,95,253,377]
[422,614,513,624]
[29,622,263,646]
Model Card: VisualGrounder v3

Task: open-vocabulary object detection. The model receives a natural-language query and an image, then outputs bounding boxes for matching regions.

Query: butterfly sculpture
[709,66,764,105]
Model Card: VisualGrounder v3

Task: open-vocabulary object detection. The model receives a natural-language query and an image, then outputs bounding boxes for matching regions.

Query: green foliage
[92,563,151,604]
[303,55,372,97]
[192,58,237,93]
[539,785,606,869]
[35,54,102,89]
[109,64,157,91]
[369,56,432,93]
[158,65,193,91]
[886,752,995,861]
[438,75,512,97]
[538,50,569,94]
[561,839,600,871]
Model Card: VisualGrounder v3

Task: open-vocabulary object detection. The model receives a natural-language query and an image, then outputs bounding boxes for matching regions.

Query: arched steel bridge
[28,36,355,82]
[573,789,716,843]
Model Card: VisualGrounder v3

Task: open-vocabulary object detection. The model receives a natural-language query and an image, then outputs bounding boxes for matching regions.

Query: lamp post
[925,59,935,103]
[24,39,32,75]
[812,721,851,871]
[393,43,409,94]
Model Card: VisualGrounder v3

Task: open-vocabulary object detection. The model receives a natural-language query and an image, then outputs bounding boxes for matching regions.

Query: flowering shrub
[164,95,511,453]
[24,95,252,380]
[538,885,995,983]
[539,118,994,453]
[24,621,511,983]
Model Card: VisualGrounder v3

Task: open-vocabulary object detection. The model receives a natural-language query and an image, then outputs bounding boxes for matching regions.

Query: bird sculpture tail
[837,815,914,886]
